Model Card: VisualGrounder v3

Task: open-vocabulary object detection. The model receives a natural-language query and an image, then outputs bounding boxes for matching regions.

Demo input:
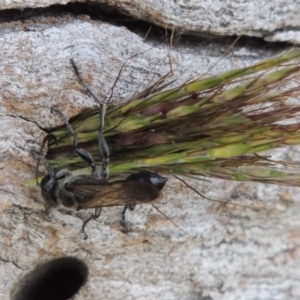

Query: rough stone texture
[0,0,72,9]
[1,14,300,300]
[1,0,300,43]
[95,0,300,42]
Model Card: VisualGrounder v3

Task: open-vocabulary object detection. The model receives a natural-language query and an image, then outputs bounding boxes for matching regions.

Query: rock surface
[0,5,300,300]
[1,0,300,42]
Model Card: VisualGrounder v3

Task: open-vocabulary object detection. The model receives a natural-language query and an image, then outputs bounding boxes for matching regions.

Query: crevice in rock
[0,2,292,50]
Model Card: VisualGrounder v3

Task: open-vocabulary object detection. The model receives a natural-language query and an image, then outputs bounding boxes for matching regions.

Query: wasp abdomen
[123,172,168,202]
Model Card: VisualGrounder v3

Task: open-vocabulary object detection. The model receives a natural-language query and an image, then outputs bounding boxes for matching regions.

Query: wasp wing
[65,172,167,209]
[65,175,127,208]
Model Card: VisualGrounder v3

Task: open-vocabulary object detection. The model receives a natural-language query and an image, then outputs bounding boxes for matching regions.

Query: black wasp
[36,59,168,234]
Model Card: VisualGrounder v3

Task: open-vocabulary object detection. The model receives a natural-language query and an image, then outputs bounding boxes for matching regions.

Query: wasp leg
[98,103,109,179]
[81,207,102,239]
[70,59,101,106]
[121,204,136,233]
[70,59,110,180]
[51,107,97,175]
